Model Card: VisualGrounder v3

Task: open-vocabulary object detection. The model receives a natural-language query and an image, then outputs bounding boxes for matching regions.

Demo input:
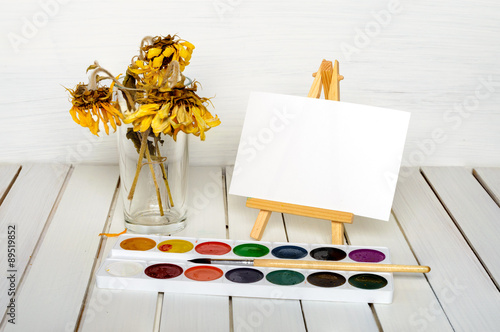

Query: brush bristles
[189,258,212,264]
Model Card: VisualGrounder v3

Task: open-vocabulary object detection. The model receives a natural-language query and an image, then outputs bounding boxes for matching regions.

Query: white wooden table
[1,165,499,332]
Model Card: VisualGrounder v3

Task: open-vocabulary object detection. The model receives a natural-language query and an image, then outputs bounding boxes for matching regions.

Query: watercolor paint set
[96,234,394,303]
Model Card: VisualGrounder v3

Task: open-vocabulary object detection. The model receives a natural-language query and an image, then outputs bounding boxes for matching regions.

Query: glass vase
[118,125,188,234]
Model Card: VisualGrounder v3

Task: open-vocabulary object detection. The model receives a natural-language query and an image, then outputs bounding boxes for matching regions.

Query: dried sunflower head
[66,83,123,136]
[128,35,194,88]
[124,83,220,141]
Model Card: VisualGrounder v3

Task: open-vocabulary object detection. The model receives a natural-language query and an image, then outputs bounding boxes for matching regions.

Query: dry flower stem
[128,128,150,200]
[89,61,137,111]
[155,137,175,207]
[144,146,164,216]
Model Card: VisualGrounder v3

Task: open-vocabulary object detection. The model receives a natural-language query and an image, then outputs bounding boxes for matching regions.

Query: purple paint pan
[349,249,386,263]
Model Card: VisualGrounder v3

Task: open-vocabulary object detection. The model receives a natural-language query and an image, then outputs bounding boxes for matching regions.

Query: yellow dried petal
[108,114,117,131]
[178,46,189,60]
[168,105,178,119]
[205,117,221,127]
[128,67,149,75]
[135,60,146,68]
[162,47,175,57]
[153,118,171,135]
[181,41,195,51]
[157,71,164,87]
[147,48,162,59]
[124,104,159,123]
[140,115,153,132]
[152,55,164,68]
[78,109,87,126]
[141,104,161,111]
[102,103,123,118]
[169,119,181,129]
[158,103,171,118]
[133,119,142,132]
[151,112,165,134]
[172,128,181,141]
[176,104,189,124]
[101,113,110,135]
[91,119,99,136]
[69,106,80,125]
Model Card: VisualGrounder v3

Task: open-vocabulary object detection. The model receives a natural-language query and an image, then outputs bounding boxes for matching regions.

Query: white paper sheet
[229,91,411,221]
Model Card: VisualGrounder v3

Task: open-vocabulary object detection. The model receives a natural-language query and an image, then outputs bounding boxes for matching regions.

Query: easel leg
[250,210,272,240]
[331,221,344,245]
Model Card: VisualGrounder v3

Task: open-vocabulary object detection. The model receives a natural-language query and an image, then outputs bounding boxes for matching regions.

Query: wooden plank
[346,214,453,332]
[474,167,500,206]
[2,165,119,331]
[79,190,157,331]
[283,214,379,332]
[227,167,306,332]
[393,167,500,331]
[422,167,500,286]
[0,164,70,324]
[160,167,230,332]
[0,165,20,203]
[246,198,353,223]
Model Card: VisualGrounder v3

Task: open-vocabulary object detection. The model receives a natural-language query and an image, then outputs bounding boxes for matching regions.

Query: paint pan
[185,266,224,281]
[157,239,194,253]
[348,249,386,263]
[272,245,308,259]
[195,242,232,255]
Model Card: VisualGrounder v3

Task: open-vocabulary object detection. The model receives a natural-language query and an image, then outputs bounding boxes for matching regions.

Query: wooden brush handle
[254,259,430,273]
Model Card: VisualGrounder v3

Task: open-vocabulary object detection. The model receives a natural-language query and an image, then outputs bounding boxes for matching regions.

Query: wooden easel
[247,59,353,245]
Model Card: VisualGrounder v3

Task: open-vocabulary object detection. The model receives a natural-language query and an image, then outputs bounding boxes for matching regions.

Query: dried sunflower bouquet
[66,35,220,233]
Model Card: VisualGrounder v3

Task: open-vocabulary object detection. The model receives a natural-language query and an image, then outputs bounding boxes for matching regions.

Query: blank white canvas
[229,92,411,221]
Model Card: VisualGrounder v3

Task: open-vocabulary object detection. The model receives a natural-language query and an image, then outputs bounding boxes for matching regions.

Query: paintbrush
[189,258,431,273]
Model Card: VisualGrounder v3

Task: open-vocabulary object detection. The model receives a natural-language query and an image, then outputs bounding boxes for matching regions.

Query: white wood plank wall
[1,0,499,166]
